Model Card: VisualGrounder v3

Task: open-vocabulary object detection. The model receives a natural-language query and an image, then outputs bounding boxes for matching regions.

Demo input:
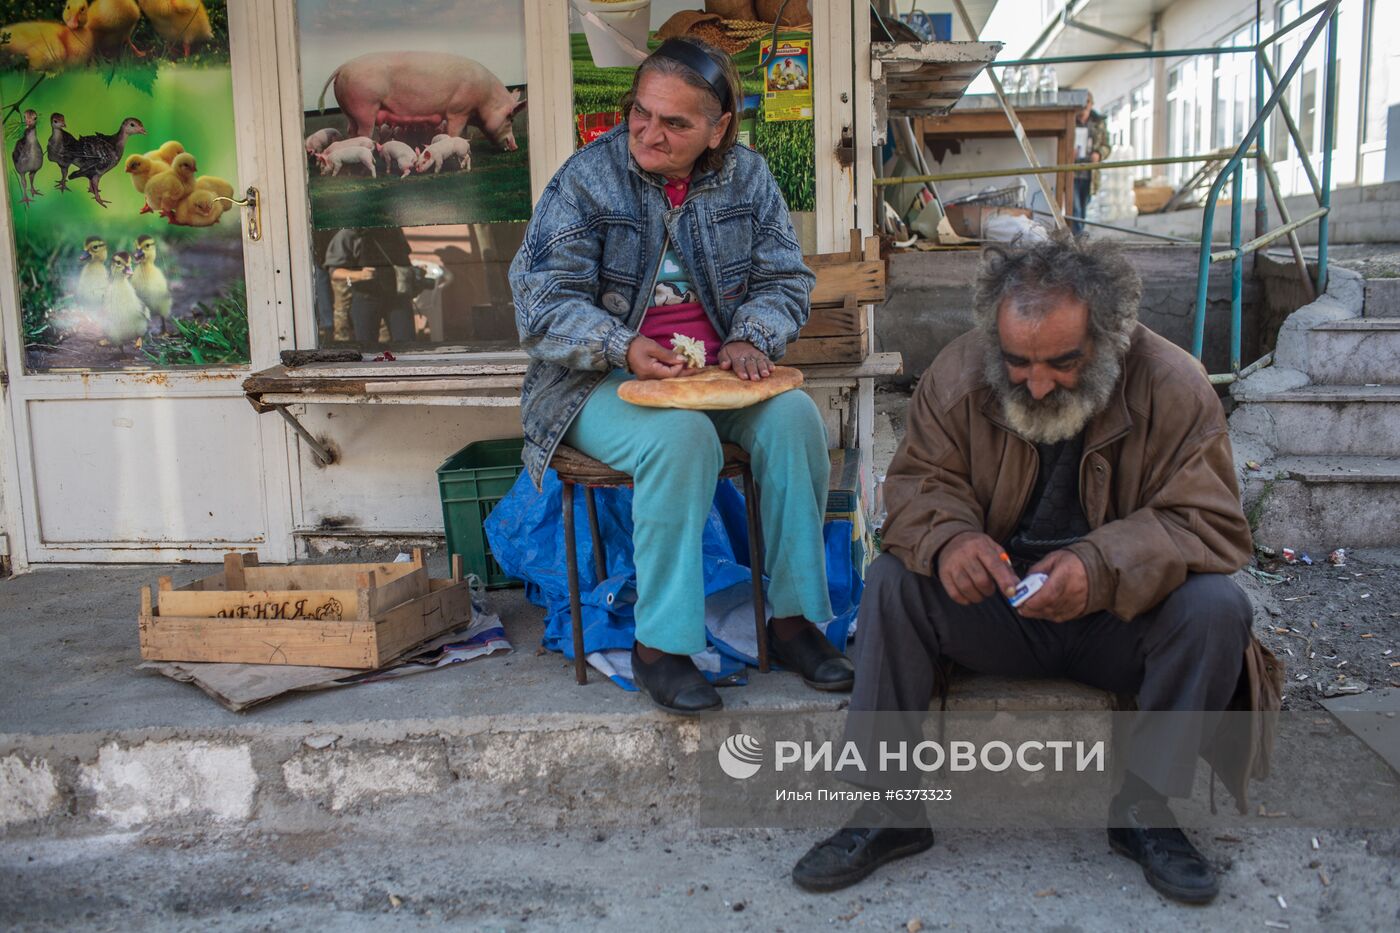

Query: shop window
[296,0,531,352]
[1,2,247,373]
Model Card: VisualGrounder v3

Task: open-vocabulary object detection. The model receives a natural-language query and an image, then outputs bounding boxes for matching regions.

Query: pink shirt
[638,177,723,366]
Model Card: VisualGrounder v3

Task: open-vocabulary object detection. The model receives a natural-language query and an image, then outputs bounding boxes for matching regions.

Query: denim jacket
[509,124,815,488]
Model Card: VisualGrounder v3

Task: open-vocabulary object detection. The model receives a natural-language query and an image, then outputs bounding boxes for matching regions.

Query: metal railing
[872,0,1341,383]
[1192,0,1341,379]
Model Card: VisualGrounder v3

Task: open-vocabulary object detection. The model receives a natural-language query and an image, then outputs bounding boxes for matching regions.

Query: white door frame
[0,0,298,568]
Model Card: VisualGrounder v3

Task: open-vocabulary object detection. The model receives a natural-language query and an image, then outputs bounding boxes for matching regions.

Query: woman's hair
[618,36,742,175]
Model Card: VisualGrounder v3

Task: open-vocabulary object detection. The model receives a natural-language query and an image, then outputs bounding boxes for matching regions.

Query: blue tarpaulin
[485,469,862,689]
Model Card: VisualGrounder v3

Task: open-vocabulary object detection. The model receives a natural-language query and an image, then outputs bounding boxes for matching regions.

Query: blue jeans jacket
[509,124,815,488]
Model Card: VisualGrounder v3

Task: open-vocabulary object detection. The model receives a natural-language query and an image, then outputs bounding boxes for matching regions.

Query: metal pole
[1230,165,1245,373]
[994,46,1256,67]
[874,151,1257,186]
[949,0,1066,228]
[1255,1,1269,241]
[1030,209,1224,245]
[1261,57,1323,201]
[1318,10,1338,293]
[1259,150,1318,300]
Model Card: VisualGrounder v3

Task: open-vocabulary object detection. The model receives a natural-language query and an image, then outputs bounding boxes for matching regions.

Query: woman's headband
[651,38,733,112]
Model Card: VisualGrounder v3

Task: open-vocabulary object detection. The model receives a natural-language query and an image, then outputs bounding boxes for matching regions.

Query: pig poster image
[298,0,531,229]
[1,0,249,373]
[570,1,815,213]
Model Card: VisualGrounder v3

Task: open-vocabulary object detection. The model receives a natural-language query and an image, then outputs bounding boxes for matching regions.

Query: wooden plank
[784,334,867,366]
[799,352,903,379]
[372,580,476,665]
[235,562,420,591]
[801,299,863,338]
[363,377,525,393]
[255,392,523,408]
[157,576,173,592]
[139,615,378,668]
[159,588,359,621]
[282,359,528,378]
[223,553,245,590]
[808,259,885,306]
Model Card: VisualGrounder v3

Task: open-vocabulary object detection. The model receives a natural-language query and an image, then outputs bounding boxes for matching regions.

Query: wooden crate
[138,550,476,669]
[786,232,885,366]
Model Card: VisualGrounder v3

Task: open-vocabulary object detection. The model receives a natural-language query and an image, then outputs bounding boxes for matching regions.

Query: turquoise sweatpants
[565,370,833,655]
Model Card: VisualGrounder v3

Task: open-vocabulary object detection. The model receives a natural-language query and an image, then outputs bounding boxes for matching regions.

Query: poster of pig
[1,1,249,373]
[298,0,530,229]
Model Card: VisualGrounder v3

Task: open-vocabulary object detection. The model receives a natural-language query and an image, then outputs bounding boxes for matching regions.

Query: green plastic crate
[437,437,526,589]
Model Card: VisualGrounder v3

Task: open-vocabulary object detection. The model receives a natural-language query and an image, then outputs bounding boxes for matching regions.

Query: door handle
[214,186,262,242]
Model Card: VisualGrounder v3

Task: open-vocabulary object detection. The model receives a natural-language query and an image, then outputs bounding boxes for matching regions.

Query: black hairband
[652,38,732,112]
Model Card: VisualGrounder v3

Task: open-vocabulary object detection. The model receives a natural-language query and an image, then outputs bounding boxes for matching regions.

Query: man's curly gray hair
[973,231,1142,352]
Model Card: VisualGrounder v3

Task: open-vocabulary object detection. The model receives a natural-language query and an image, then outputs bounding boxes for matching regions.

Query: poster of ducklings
[569,0,815,212]
[298,0,531,230]
[0,0,248,372]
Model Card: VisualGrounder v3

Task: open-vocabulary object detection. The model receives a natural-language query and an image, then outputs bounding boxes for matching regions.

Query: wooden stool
[549,442,769,685]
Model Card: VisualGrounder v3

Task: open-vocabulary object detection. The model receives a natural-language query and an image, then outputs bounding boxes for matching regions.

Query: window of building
[1363,0,1399,144]
[1129,82,1153,179]
[1213,24,1256,151]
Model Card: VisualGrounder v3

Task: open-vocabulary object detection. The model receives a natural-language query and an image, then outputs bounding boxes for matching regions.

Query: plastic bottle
[1020,65,1038,106]
[1002,66,1019,100]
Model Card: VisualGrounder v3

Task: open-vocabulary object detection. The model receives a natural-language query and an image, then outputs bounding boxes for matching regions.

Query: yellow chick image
[102,251,151,348]
[143,151,196,217]
[0,3,95,72]
[75,236,110,316]
[123,154,165,195]
[171,188,225,227]
[193,173,234,200]
[131,235,173,333]
[143,140,184,168]
[137,1,213,57]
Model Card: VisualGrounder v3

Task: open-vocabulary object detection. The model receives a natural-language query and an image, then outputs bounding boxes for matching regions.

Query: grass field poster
[570,0,816,213]
[1,0,248,372]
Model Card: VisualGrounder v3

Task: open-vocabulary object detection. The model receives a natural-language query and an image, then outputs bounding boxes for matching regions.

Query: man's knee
[1152,573,1252,653]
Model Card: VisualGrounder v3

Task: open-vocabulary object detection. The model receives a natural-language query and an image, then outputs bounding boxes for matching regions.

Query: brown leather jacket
[883,322,1283,811]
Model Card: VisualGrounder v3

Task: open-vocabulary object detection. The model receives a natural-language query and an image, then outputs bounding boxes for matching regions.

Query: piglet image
[415,136,472,174]
[317,145,377,177]
[380,140,418,177]
[318,52,526,151]
[304,127,343,154]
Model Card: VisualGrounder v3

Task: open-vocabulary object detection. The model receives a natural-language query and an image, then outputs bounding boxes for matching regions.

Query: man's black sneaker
[630,643,722,715]
[792,802,933,892]
[1108,801,1220,905]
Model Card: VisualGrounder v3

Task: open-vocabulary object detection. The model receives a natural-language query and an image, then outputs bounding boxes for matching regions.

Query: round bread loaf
[617,366,804,410]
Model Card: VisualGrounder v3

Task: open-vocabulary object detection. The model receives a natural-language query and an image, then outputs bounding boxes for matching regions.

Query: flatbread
[617,366,804,410]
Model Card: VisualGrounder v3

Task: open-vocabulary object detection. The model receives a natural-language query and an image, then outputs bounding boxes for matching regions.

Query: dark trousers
[1072,175,1092,235]
[350,291,414,345]
[844,553,1251,798]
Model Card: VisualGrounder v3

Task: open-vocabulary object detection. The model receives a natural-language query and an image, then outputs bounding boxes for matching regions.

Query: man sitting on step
[792,231,1280,904]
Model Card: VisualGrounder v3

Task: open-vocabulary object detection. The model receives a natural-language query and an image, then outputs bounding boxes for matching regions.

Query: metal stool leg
[562,481,587,685]
[584,486,606,583]
[742,464,769,673]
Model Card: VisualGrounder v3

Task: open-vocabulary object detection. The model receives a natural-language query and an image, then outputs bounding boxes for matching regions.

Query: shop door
[0,1,296,567]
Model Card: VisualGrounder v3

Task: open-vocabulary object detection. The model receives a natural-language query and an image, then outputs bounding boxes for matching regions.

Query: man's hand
[718,340,773,381]
[626,336,685,380]
[1017,550,1089,622]
[937,532,1020,606]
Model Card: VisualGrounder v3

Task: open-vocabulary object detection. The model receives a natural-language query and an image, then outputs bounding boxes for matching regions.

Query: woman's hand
[719,341,773,381]
[626,336,686,380]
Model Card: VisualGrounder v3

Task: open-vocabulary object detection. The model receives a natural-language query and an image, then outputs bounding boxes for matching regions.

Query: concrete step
[1246,456,1400,550]
[1304,319,1400,384]
[1363,277,1400,318]
[1229,385,1400,457]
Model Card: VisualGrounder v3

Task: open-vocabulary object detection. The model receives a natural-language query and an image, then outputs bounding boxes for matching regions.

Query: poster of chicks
[1,0,247,373]
[569,1,816,212]
[298,0,531,230]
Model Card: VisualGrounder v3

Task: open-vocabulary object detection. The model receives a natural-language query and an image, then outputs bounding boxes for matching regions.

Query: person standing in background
[1073,93,1112,235]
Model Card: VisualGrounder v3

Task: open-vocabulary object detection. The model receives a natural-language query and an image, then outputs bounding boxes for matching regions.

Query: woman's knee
[635,410,722,469]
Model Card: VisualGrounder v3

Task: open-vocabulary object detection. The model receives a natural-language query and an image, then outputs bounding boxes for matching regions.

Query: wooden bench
[242,230,901,463]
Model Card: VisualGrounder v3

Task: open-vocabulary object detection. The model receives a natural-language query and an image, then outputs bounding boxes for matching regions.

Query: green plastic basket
[437,437,526,589]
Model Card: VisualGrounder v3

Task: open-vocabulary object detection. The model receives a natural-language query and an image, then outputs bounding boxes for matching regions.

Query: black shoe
[769,622,855,692]
[1108,801,1219,905]
[630,642,722,715]
[792,804,934,892]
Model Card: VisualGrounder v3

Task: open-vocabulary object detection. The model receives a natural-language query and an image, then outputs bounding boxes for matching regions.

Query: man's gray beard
[983,341,1124,444]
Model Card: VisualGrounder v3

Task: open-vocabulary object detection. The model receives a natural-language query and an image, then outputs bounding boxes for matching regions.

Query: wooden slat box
[138,551,475,669]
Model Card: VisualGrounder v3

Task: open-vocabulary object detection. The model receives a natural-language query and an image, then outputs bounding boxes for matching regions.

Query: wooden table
[915,95,1086,216]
